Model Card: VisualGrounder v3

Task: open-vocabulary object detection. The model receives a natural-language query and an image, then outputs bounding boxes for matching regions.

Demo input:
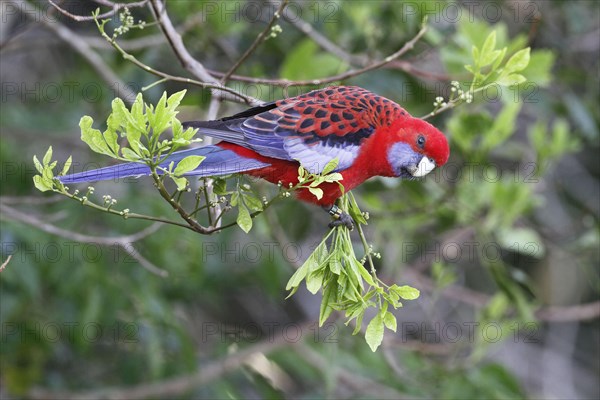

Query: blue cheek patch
[387,142,421,177]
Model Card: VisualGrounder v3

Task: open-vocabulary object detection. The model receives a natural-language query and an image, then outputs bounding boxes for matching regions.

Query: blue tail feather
[58,146,270,184]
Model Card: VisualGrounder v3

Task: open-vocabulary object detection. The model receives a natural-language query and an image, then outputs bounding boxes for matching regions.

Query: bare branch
[284,11,367,66]
[221,0,289,84]
[0,255,11,272]
[0,203,168,277]
[148,0,261,106]
[404,269,600,322]
[0,203,160,245]
[49,0,149,22]
[207,22,430,88]
[535,301,600,322]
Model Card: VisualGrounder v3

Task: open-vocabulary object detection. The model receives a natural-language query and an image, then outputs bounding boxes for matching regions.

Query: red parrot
[60,86,449,227]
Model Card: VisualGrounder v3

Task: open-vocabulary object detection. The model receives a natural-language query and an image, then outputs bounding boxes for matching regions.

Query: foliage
[2,1,598,398]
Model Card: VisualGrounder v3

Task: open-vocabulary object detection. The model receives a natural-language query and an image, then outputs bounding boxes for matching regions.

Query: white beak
[410,157,436,177]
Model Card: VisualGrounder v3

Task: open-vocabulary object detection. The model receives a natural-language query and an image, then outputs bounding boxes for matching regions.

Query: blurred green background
[1,1,598,398]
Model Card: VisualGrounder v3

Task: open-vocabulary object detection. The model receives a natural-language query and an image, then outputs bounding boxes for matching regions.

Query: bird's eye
[417,135,426,148]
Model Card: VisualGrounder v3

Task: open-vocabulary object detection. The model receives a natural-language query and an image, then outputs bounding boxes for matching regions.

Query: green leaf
[173,155,205,176]
[103,128,119,156]
[121,147,141,161]
[330,257,341,274]
[355,259,376,287]
[33,175,53,192]
[393,285,420,300]
[236,204,252,233]
[520,49,556,87]
[242,193,263,212]
[345,256,365,291]
[322,158,339,175]
[182,127,197,141]
[324,172,343,183]
[167,90,186,112]
[472,45,480,66]
[33,155,43,174]
[42,146,53,165]
[482,100,521,150]
[365,312,385,352]
[383,311,397,332]
[230,191,240,206]
[286,263,309,291]
[130,93,145,130]
[308,187,323,200]
[497,73,526,87]
[80,116,113,156]
[352,308,365,335]
[152,92,171,135]
[172,176,187,191]
[306,270,324,294]
[126,127,142,155]
[479,31,497,66]
[319,283,336,325]
[60,156,73,176]
[348,193,367,225]
[112,98,143,135]
[212,178,227,195]
[492,47,508,70]
[504,47,530,73]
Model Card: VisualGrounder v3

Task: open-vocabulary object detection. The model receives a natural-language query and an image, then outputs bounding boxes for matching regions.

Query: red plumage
[197,86,450,206]
[61,86,450,210]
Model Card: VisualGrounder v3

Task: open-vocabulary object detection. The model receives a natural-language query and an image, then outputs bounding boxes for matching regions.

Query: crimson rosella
[60,86,449,228]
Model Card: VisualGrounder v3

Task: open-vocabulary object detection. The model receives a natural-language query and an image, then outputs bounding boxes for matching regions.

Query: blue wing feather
[182,88,387,173]
[59,146,269,184]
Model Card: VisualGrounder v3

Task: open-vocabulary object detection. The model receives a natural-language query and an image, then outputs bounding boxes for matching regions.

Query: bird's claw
[328,212,355,230]
[326,205,355,230]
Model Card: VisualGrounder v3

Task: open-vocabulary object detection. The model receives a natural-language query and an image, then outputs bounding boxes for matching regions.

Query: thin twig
[535,301,600,322]
[221,0,289,84]
[0,255,11,272]
[207,21,429,88]
[49,0,149,22]
[148,0,261,106]
[403,268,600,322]
[91,16,256,105]
[0,203,168,277]
[59,189,197,231]
[83,10,205,51]
[150,170,212,234]
[284,11,367,66]
[0,203,160,245]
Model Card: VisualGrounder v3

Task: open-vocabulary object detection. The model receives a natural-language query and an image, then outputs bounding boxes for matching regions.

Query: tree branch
[221,0,289,84]
[207,21,429,87]
[0,255,11,272]
[0,203,168,277]
[148,0,261,106]
[48,0,148,22]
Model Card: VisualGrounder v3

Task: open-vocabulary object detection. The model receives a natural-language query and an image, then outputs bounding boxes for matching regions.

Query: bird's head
[385,117,449,179]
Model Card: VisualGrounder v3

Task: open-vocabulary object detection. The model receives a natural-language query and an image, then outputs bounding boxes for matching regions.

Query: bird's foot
[326,205,355,230]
